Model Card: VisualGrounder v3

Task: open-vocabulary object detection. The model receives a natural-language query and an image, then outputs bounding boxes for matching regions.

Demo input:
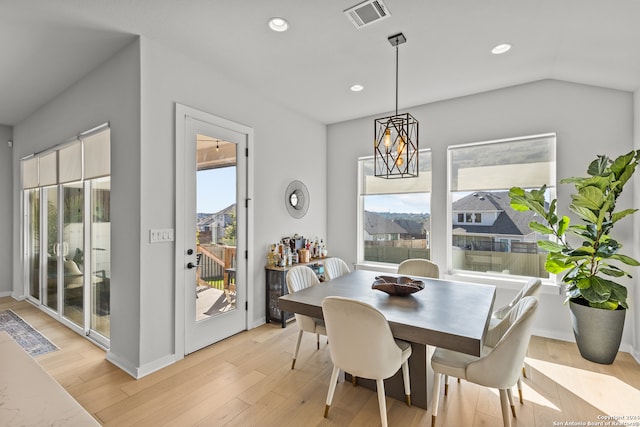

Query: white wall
[634,89,640,362]
[327,79,637,352]
[10,35,327,377]
[0,125,12,295]
[12,39,143,373]
[137,38,327,369]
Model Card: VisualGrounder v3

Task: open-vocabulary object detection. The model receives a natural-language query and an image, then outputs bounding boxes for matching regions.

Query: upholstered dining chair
[286,266,326,369]
[321,296,411,427]
[441,278,543,402]
[489,278,542,403]
[323,257,351,281]
[397,258,439,278]
[430,296,539,427]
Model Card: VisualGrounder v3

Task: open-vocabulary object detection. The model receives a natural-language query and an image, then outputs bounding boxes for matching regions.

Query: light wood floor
[2,296,639,427]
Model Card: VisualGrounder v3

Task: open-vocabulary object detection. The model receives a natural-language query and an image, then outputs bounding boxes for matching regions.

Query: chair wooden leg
[324,365,340,418]
[316,333,320,350]
[291,330,303,369]
[507,388,516,417]
[431,373,441,427]
[376,379,388,427]
[517,377,523,404]
[401,360,411,407]
[522,364,527,378]
[499,389,512,427]
[444,375,449,395]
[352,375,357,386]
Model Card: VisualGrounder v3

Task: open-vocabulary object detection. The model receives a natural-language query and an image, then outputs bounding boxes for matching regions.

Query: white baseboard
[136,353,180,378]
[532,327,639,362]
[105,350,138,378]
[0,291,14,298]
[531,326,574,344]
[106,350,180,379]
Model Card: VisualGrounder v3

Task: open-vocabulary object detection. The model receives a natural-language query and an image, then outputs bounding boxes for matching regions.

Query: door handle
[187,262,195,269]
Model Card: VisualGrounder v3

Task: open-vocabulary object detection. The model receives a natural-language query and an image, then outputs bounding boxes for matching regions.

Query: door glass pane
[195,134,237,321]
[26,189,40,300]
[45,186,58,310]
[62,182,84,325]
[91,178,110,338]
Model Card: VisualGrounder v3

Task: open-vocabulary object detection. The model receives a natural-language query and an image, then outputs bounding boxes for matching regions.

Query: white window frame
[356,149,432,271]
[446,133,558,288]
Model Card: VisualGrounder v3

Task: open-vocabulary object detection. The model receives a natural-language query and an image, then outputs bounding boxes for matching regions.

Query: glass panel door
[90,177,111,339]
[21,125,111,346]
[183,114,247,355]
[25,189,40,302]
[62,182,84,326]
[45,186,59,311]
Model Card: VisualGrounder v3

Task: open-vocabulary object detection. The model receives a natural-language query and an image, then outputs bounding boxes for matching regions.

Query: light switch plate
[150,228,174,243]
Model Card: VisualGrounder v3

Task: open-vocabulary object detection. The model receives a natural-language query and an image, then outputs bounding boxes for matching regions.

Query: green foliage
[221,213,237,246]
[508,150,640,310]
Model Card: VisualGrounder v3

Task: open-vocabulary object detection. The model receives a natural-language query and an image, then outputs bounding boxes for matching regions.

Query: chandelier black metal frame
[374,32,419,179]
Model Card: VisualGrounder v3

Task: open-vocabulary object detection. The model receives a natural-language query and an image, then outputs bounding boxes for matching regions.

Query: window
[22,124,111,344]
[358,149,431,265]
[448,133,556,278]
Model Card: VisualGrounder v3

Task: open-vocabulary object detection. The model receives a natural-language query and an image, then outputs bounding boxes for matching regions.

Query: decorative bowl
[372,275,425,296]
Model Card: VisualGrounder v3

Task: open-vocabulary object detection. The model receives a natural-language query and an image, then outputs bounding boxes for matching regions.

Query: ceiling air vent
[344,0,391,29]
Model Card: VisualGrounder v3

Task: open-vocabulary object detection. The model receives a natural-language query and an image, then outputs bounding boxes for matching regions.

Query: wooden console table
[265,259,327,327]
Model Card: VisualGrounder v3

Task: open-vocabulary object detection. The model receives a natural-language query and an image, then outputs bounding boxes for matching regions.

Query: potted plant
[508,150,640,364]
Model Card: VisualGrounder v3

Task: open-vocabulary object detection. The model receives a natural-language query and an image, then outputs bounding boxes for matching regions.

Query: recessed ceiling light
[350,84,364,92]
[491,43,512,55]
[269,17,289,32]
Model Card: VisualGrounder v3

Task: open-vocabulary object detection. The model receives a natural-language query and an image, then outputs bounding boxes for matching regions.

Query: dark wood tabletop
[278,269,496,356]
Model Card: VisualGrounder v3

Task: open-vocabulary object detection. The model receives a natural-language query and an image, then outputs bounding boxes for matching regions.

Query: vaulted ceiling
[2,0,639,127]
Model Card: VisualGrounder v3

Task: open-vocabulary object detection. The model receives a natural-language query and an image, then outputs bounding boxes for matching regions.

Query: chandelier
[374,32,419,178]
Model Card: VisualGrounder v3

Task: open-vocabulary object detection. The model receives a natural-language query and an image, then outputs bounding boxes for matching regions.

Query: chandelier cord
[395,41,399,116]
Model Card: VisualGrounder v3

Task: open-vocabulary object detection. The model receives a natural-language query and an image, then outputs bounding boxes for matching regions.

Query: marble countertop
[0,331,101,426]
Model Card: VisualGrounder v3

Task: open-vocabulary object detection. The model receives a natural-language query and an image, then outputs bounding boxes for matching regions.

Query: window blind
[361,149,432,195]
[449,133,556,192]
[58,140,82,183]
[39,152,57,186]
[83,127,110,179]
[20,123,110,188]
[22,157,39,189]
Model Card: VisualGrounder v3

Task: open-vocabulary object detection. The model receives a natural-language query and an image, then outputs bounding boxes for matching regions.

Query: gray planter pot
[569,299,626,364]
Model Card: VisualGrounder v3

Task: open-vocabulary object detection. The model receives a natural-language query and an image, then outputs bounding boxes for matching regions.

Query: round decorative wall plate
[285,180,309,219]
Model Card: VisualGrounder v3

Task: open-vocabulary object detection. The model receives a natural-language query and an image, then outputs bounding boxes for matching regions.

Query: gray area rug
[0,309,58,357]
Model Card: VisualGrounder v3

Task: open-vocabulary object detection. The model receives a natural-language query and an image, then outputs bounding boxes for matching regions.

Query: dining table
[278,269,496,409]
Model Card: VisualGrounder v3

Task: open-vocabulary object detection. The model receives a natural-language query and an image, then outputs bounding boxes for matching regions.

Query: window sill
[354,262,398,275]
[355,263,562,295]
[443,272,562,295]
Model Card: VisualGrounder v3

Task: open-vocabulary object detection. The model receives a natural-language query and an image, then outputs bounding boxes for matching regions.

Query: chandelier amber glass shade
[374,112,418,178]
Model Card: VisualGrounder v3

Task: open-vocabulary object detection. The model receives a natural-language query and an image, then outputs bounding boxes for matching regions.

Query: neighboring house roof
[197,203,236,228]
[393,218,427,237]
[452,192,539,236]
[364,211,407,235]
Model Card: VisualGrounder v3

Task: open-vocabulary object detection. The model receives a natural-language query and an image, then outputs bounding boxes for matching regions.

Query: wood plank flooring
[2,296,639,426]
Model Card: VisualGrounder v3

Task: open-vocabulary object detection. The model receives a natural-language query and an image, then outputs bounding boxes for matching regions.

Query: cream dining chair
[321,296,411,427]
[430,296,539,427]
[286,266,326,369]
[442,278,543,402]
[397,258,439,278]
[323,257,351,281]
[489,278,542,403]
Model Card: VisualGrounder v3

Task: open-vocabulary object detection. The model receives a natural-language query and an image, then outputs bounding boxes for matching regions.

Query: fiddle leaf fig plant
[508,150,640,310]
